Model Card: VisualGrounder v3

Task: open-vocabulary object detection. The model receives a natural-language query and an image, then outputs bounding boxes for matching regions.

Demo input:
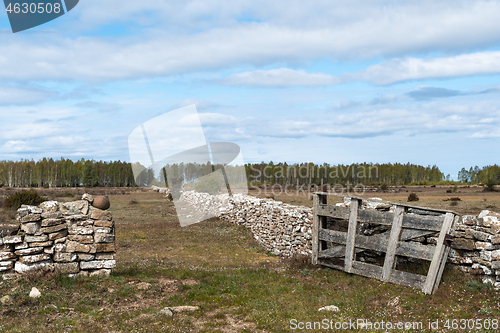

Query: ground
[0,186,499,332]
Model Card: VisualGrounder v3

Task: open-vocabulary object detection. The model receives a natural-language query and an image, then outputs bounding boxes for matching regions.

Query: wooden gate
[311,193,460,294]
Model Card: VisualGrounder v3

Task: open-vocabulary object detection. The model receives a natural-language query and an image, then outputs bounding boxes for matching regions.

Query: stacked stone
[178,191,314,257]
[0,194,116,279]
[449,211,500,286]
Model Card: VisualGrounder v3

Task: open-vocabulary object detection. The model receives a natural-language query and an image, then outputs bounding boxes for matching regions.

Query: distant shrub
[484,179,497,192]
[129,199,139,205]
[4,190,47,209]
[407,193,419,202]
[450,201,458,207]
[431,185,436,188]
[380,184,388,192]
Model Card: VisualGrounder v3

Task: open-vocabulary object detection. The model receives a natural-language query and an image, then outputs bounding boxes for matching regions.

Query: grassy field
[0,187,499,332]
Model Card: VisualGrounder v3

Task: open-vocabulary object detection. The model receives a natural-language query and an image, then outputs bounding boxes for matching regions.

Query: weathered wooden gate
[312,193,460,294]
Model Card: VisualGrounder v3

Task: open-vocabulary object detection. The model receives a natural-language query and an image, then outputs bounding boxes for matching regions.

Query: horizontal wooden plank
[388,269,426,289]
[316,205,350,220]
[351,261,382,280]
[317,260,344,271]
[318,229,435,261]
[328,260,425,289]
[317,204,444,231]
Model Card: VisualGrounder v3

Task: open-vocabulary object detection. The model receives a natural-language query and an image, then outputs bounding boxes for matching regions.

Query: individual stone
[59,200,89,216]
[80,260,116,270]
[14,261,52,273]
[29,287,41,298]
[170,305,200,313]
[65,241,91,253]
[77,253,95,261]
[89,207,112,221]
[40,224,67,234]
[95,243,115,253]
[65,214,89,222]
[0,261,14,271]
[0,223,20,238]
[20,214,41,223]
[451,238,475,251]
[476,242,494,250]
[53,262,79,274]
[3,235,23,244]
[53,253,77,262]
[1,295,14,305]
[15,247,43,256]
[479,210,500,228]
[21,222,40,234]
[160,307,174,316]
[462,215,478,226]
[14,243,28,250]
[0,252,16,261]
[41,219,64,227]
[473,230,491,242]
[41,211,63,219]
[30,241,53,247]
[49,230,68,241]
[94,220,113,227]
[95,253,114,260]
[92,196,110,210]
[68,235,93,244]
[492,250,500,261]
[491,235,500,245]
[94,234,114,243]
[39,201,59,213]
[25,235,48,243]
[94,227,112,234]
[480,251,493,261]
[76,220,93,227]
[82,193,94,203]
[21,205,42,214]
[68,226,93,235]
[44,246,54,255]
[19,254,51,264]
[492,261,500,270]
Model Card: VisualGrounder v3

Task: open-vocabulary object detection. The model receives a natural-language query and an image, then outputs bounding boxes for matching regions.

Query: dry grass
[0,188,499,332]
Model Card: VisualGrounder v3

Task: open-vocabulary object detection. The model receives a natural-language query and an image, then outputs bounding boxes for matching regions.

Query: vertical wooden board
[422,212,455,294]
[312,194,320,265]
[344,199,360,273]
[319,194,328,252]
[382,206,405,282]
[432,214,459,294]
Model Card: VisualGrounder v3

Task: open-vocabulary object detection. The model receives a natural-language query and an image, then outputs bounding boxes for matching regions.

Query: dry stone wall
[0,194,116,279]
[179,191,500,286]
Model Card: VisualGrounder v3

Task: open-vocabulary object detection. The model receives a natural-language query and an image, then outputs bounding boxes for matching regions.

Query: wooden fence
[312,193,460,294]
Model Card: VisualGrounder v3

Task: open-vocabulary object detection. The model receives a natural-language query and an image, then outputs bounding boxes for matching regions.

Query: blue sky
[1,1,500,179]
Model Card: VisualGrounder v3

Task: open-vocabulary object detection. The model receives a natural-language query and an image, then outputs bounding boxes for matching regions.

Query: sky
[1,1,500,179]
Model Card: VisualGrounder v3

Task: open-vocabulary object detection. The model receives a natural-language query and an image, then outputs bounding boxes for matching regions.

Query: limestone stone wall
[178,191,500,285]
[0,194,116,279]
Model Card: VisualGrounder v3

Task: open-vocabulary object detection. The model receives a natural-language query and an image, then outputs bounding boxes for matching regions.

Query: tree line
[0,158,498,188]
[0,158,135,188]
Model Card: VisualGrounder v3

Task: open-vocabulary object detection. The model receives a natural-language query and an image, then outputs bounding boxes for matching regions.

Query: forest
[0,158,498,188]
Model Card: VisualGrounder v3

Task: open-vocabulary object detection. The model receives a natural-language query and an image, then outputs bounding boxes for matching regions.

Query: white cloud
[3,1,500,83]
[220,68,339,87]
[358,52,500,85]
